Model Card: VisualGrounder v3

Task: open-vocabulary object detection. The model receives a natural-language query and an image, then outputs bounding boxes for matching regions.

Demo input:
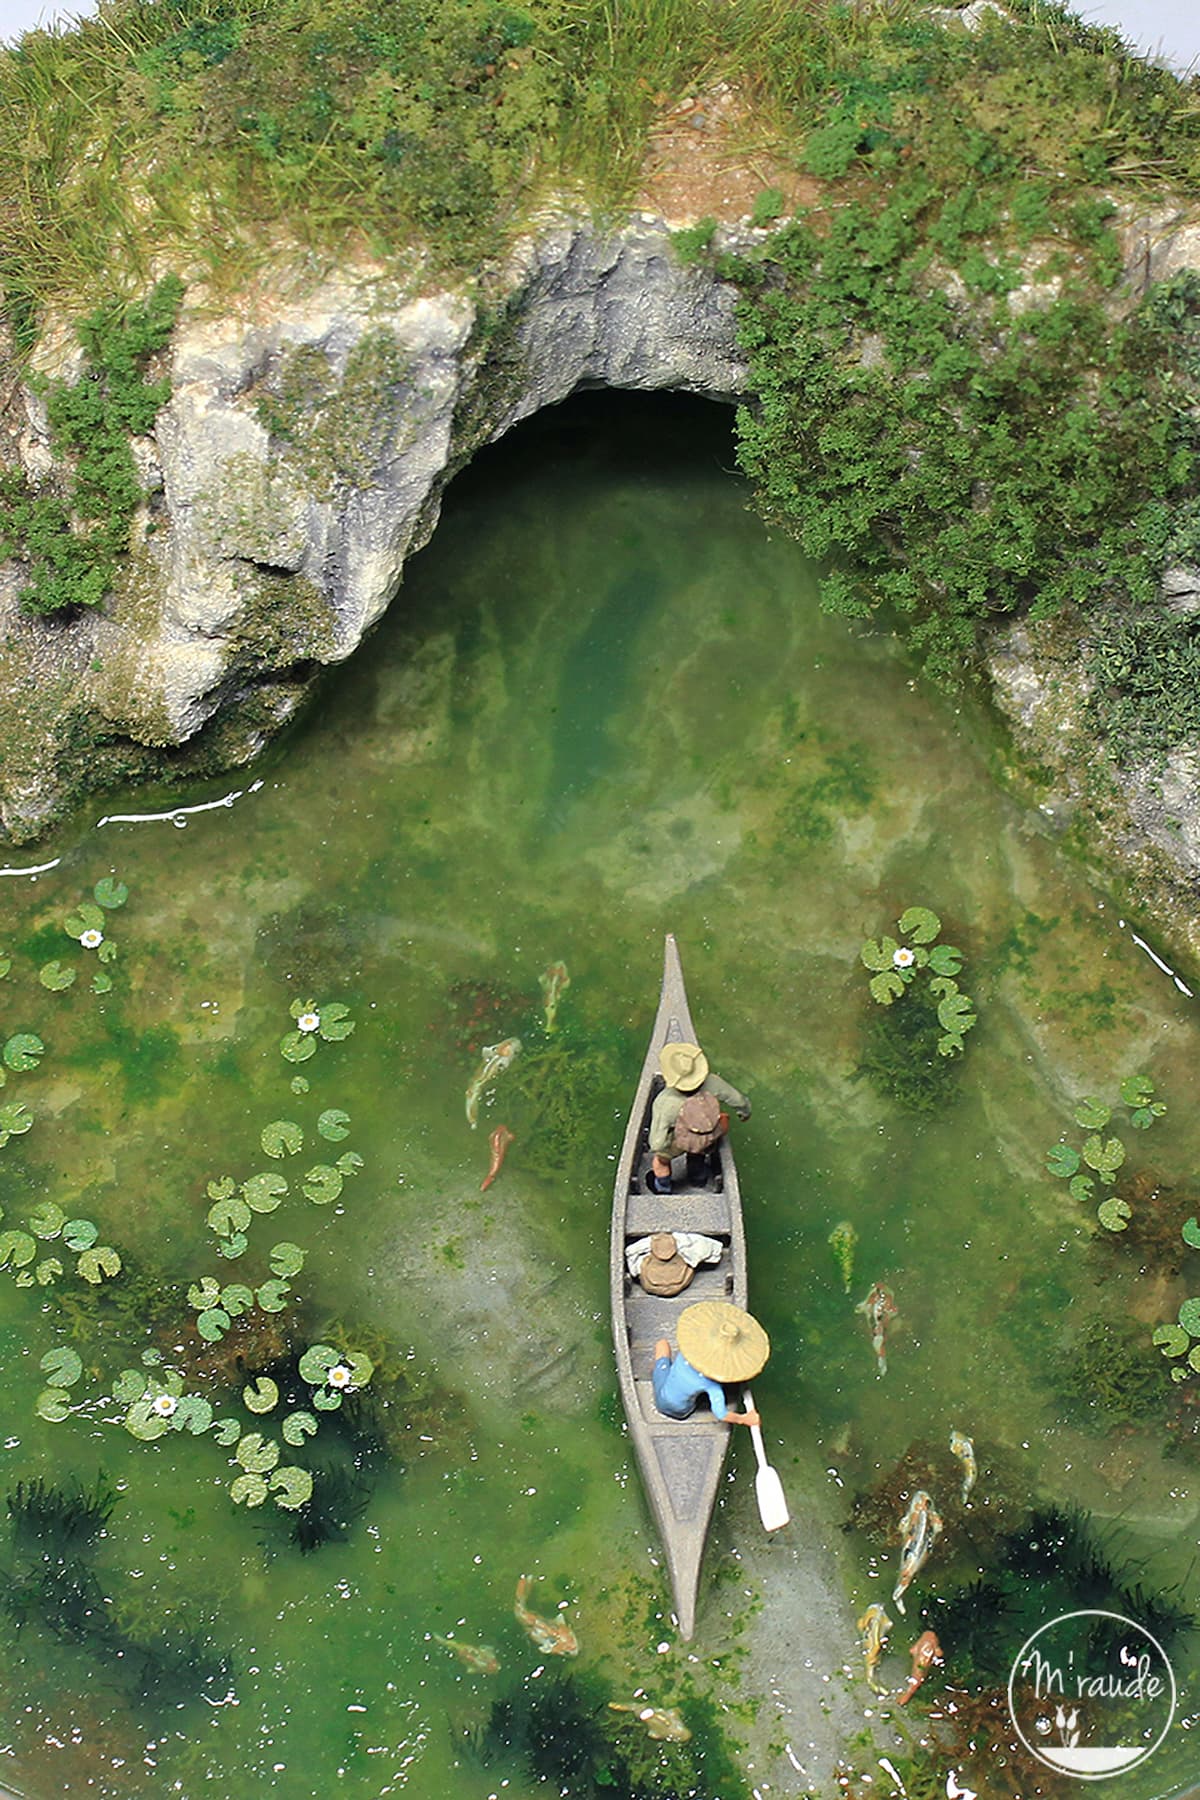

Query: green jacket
[648,1072,751,1157]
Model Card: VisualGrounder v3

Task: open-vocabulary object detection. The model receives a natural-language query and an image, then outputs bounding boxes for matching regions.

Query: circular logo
[1008,1610,1176,1781]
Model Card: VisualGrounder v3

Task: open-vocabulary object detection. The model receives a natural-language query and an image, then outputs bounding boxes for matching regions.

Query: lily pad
[39,961,76,990]
[860,936,898,972]
[336,1151,364,1176]
[243,1376,279,1414]
[1097,1196,1132,1232]
[220,1283,255,1317]
[207,1194,251,1237]
[230,1472,269,1507]
[868,968,905,1005]
[96,940,118,966]
[36,1387,73,1422]
[141,1347,162,1365]
[262,1120,304,1159]
[40,1346,82,1387]
[1082,1135,1126,1181]
[207,1176,236,1201]
[346,1350,374,1387]
[4,1032,44,1072]
[28,1200,65,1239]
[256,1278,291,1313]
[1074,1097,1112,1131]
[269,1241,305,1278]
[14,1271,34,1287]
[0,1101,34,1143]
[243,1171,288,1213]
[936,989,976,1034]
[928,943,963,975]
[0,953,9,977]
[1154,1324,1190,1357]
[1068,1173,1095,1203]
[317,1109,351,1142]
[318,1003,354,1041]
[290,1075,310,1095]
[77,1245,121,1283]
[0,1229,37,1267]
[187,1277,222,1310]
[282,1410,318,1445]
[1130,1103,1167,1130]
[113,1368,147,1402]
[235,1432,280,1473]
[270,1466,314,1510]
[219,1232,249,1259]
[1120,1074,1156,1108]
[172,1394,213,1434]
[93,876,129,909]
[91,971,113,995]
[197,1306,231,1342]
[63,1218,97,1251]
[898,905,941,943]
[303,1164,343,1205]
[1181,1298,1200,1338]
[298,1343,338,1384]
[1189,1345,1200,1374]
[280,1031,317,1063]
[124,1398,169,1440]
[1046,1144,1082,1179]
[312,1388,342,1411]
[35,1257,63,1285]
[65,902,105,939]
[1183,1217,1200,1250]
[211,1416,242,1446]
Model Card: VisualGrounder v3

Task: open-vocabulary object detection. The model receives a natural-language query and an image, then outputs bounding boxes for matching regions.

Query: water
[1,391,1198,1798]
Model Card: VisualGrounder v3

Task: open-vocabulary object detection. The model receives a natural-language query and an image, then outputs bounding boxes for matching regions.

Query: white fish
[950,1429,976,1503]
[465,1037,521,1128]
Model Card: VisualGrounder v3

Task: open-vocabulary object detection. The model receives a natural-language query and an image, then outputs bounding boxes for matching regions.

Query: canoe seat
[625,1192,732,1235]
[626,1262,736,1372]
[633,1376,728,1430]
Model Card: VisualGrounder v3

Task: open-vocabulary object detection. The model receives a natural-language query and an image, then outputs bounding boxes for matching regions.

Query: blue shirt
[653,1351,728,1421]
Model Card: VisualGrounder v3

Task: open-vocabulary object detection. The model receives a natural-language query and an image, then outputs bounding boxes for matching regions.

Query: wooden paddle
[742,1388,789,1531]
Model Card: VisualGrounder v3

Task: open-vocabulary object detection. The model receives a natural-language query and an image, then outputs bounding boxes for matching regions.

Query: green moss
[253,329,415,499]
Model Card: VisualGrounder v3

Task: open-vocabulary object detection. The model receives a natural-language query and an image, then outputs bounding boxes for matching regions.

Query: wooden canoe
[610,933,747,1641]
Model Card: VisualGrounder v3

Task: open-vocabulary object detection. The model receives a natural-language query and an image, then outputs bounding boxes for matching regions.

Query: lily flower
[296,1011,321,1033]
[80,928,104,950]
[327,1363,354,1390]
[893,947,916,968]
[151,1393,178,1418]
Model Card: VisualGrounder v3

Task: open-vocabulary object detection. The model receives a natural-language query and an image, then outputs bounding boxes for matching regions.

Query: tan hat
[659,1042,709,1093]
[640,1233,694,1298]
[677,1301,769,1381]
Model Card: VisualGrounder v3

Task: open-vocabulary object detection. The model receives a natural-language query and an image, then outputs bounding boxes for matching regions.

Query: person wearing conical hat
[651,1301,768,1428]
[646,1041,752,1196]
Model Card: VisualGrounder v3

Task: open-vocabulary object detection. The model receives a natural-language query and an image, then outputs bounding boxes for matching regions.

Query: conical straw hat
[677,1301,769,1381]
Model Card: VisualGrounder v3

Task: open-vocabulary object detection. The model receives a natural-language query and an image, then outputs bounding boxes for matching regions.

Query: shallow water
[1,391,1199,1798]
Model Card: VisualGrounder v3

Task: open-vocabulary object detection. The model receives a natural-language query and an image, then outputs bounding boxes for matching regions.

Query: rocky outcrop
[0,214,750,841]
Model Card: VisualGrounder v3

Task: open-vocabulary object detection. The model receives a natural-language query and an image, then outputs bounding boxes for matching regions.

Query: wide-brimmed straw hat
[677,1301,769,1381]
[640,1233,694,1298]
[659,1042,709,1093]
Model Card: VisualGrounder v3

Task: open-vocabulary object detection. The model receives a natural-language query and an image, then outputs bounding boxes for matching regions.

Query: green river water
[2,392,1200,1800]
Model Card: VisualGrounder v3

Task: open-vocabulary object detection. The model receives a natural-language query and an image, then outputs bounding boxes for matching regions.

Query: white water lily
[296,1011,321,1033]
[80,928,104,950]
[327,1363,354,1390]
[151,1392,178,1417]
[893,946,916,968]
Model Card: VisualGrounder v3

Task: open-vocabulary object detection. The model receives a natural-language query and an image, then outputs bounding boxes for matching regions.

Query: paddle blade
[756,1462,790,1532]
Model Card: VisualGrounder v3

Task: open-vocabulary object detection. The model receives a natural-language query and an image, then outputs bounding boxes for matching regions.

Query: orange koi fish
[895,1630,943,1704]
[855,1282,898,1376]
[514,1574,579,1656]
[480,1124,515,1192]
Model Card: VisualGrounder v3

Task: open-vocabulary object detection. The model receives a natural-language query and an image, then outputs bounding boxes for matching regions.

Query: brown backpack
[671,1090,725,1154]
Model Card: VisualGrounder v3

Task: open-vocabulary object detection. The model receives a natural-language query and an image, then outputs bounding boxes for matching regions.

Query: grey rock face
[0,218,748,837]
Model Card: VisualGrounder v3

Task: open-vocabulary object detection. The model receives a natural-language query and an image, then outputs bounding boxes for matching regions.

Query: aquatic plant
[299,1342,375,1410]
[1046,1076,1166,1232]
[828,1220,857,1293]
[854,981,962,1114]
[1059,1316,1168,1425]
[275,1457,374,1554]
[860,907,976,1059]
[6,1473,116,1551]
[279,996,355,1062]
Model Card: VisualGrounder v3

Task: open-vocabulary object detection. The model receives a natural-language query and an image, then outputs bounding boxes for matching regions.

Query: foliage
[0,278,183,616]
[1058,1315,1169,1426]
[731,195,1200,688]
[827,1220,856,1293]
[1045,1076,1165,1231]
[857,908,975,1110]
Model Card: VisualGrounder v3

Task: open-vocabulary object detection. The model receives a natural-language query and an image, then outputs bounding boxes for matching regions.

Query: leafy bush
[0,275,183,616]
